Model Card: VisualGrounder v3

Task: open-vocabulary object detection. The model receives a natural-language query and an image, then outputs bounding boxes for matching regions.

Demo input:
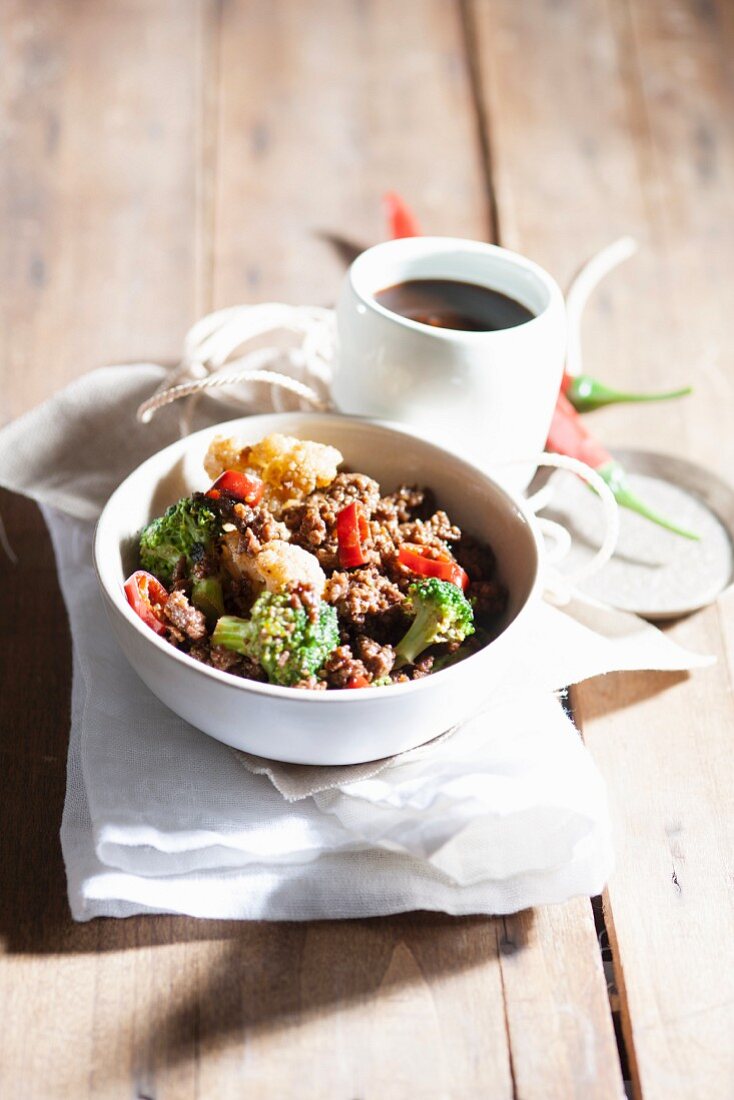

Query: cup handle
[501,452,620,603]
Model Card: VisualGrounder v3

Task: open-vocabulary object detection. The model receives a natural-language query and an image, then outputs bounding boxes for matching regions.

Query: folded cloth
[49,509,617,918]
[0,365,712,921]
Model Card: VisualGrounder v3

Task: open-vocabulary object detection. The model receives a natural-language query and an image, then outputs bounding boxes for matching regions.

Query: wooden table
[2,2,733,1096]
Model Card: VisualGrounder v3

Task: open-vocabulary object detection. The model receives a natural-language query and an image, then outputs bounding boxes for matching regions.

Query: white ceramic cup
[333,237,566,492]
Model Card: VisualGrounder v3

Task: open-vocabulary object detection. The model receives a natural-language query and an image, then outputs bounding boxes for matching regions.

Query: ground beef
[322,645,370,688]
[399,511,461,546]
[288,582,320,624]
[153,467,507,688]
[285,472,381,570]
[389,670,411,684]
[170,554,189,590]
[454,533,497,583]
[293,675,328,691]
[188,639,267,681]
[324,566,404,628]
[467,580,507,618]
[411,654,435,679]
[355,634,395,679]
[231,501,288,552]
[164,590,207,640]
[374,485,434,524]
[223,574,255,617]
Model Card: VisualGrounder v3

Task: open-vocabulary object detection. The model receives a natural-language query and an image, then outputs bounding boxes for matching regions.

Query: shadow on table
[0,495,538,1076]
[572,667,692,723]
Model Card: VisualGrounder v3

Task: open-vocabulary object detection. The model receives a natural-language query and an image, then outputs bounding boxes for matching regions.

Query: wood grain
[210,0,489,310]
[469,0,734,1096]
[6,0,733,1095]
[0,0,210,422]
[211,2,623,1096]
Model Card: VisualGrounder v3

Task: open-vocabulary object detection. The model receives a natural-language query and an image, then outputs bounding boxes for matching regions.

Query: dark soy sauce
[374,278,535,332]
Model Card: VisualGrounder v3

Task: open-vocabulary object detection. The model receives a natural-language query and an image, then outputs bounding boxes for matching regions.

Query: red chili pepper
[380,191,696,540]
[206,469,264,506]
[346,674,370,689]
[547,394,698,539]
[383,191,422,239]
[397,544,469,590]
[337,501,369,568]
[124,570,169,635]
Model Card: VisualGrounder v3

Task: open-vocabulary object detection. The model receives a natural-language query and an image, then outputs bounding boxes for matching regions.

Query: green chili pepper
[563,373,692,414]
[549,394,699,540]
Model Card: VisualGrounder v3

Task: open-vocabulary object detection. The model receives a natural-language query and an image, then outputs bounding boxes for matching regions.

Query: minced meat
[164,590,207,640]
[324,566,404,627]
[322,645,370,688]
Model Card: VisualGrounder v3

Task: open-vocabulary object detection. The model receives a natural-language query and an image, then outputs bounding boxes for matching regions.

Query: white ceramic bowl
[94,413,543,764]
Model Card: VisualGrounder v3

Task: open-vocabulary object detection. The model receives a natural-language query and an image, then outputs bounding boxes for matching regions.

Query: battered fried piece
[222,534,327,598]
[203,437,252,480]
[164,590,207,640]
[204,433,342,513]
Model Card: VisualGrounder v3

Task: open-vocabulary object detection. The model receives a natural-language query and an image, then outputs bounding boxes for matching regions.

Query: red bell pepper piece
[383,191,422,239]
[206,469,264,506]
[397,544,469,590]
[337,502,369,568]
[547,394,698,539]
[346,674,370,689]
[124,570,169,635]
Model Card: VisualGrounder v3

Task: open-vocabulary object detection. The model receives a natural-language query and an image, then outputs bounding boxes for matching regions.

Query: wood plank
[0,0,209,423]
[211,0,490,309]
[0,1,621,1097]
[210,2,623,1097]
[0,1,209,1096]
[470,0,734,1096]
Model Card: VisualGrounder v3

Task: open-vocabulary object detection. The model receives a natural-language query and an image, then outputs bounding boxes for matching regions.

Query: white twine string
[136,304,336,425]
[565,236,638,378]
[137,367,330,424]
[499,453,619,599]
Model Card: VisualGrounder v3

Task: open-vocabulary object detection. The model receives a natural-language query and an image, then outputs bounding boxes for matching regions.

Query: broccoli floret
[212,591,339,687]
[139,496,221,587]
[394,578,475,667]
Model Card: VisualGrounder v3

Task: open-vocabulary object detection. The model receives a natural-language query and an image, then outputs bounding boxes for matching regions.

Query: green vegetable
[192,576,225,624]
[212,592,339,686]
[139,496,221,586]
[599,461,699,541]
[564,373,692,414]
[395,578,475,668]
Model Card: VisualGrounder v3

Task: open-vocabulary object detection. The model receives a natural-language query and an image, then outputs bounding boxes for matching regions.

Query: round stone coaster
[537,449,734,619]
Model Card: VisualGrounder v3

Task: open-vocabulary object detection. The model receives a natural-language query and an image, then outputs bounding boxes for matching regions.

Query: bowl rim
[94,411,544,703]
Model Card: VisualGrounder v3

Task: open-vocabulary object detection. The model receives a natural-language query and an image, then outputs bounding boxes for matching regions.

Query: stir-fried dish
[124,433,508,689]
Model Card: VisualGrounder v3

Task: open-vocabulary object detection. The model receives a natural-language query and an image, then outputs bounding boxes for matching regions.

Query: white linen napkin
[1,365,712,921]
